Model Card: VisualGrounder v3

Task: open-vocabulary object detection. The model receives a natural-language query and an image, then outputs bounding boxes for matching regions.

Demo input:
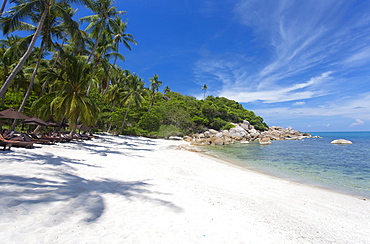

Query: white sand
[1,135,369,244]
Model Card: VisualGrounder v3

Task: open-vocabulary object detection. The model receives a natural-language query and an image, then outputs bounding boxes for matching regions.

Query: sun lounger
[0,134,34,149]
[23,133,54,145]
[0,141,12,150]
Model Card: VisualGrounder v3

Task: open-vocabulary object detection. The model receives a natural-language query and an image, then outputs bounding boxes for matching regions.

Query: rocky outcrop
[331,139,352,144]
[184,120,311,146]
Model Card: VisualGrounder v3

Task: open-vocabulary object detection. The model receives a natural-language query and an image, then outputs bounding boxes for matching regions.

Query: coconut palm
[0,0,92,99]
[111,16,137,65]
[202,84,208,99]
[80,0,125,64]
[164,86,171,94]
[0,0,7,17]
[148,74,162,112]
[119,73,148,134]
[34,54,99,136]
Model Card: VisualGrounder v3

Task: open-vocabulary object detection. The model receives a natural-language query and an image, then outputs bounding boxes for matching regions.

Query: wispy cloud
[194,1,370,99]
[350,119,365,127]
[293,101,305,106]
[252,92,370,122]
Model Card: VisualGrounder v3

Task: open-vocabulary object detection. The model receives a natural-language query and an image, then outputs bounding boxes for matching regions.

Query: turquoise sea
[204,132,370,198]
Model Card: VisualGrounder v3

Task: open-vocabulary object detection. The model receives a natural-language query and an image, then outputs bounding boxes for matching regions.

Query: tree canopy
[0,0,268,138]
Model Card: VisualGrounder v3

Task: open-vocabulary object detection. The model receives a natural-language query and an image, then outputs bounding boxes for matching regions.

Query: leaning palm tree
[148,74,162,112]
[0,0,7,17]
[0,0,92,99]
[2,1,86,131]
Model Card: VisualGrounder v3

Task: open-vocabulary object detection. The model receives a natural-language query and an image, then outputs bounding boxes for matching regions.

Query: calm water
[204,132,370,198]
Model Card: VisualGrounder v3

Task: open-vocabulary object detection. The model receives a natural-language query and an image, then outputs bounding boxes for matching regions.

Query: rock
[168,136,183,140]
[259,137,272,145]
[215,132,224,138]
[240,120,252,131]
[186,124,310,146]
[331,139,352,144]
[210,137,226,145]
[183,136,193,142]
[229,126,247,138]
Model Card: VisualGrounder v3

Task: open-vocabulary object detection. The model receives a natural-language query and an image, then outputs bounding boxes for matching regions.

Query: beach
[1,135,369,243]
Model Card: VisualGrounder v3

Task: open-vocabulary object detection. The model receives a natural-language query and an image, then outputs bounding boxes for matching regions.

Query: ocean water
[204,132,370,198]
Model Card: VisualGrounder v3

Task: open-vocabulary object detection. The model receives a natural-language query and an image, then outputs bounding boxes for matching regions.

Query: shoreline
[1,135,370,243]
[196,146,369,201]
[196,136,370,201]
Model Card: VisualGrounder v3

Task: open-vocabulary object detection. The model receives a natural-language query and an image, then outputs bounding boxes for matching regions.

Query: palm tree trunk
[0,5,48,99]
[40,35,67,96]
[120,99,132,134]
[10,42,44,131]
[106,101,116,133]
[86,28,104,96]
[113,42,120,66]
[0,0,7,17]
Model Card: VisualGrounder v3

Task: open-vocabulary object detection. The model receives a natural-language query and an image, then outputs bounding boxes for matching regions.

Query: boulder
[331,139,352,144]
[229,125,247,138]
[210,137,226,145]
[240,120,252,131]
[259,137,272,145]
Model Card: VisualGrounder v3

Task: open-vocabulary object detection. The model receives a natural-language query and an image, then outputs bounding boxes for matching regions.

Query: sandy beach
[1,135,369,243]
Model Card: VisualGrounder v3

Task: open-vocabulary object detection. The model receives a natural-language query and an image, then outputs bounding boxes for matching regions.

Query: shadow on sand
[0,136,182,224]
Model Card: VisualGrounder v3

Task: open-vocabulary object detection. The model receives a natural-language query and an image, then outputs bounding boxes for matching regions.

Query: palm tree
[80,0,125,64]
[80,0,126,95]
[0,0,7,17]
[111,16,137,65]
[148,74,162,112]
[2,1,86,130]
[33,54,99,136]
[202,84,208,99]
[0,0,92,99]
[0,35,30,105]
[119,74,147,134]
[164,85,170,93]
[104,68,130,132]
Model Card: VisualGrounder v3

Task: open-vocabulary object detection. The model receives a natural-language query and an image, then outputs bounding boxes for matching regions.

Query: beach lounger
[0,134,34,149]
[23,133,54,145]
[0,141,12,150]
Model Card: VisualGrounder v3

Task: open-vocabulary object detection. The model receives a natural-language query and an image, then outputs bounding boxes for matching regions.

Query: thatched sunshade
[45,119,61,127]
[21,116,49,126]
[0,108,30,120]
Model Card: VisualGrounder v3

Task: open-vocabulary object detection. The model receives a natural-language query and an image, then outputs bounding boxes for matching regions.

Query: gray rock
[331,139,352,144]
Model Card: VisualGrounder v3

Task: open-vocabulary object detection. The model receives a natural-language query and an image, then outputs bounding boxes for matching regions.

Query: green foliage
[156,125,183,138]
[0,2,268,137]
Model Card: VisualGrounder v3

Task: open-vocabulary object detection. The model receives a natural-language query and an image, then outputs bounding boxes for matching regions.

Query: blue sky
[5,0,370,132]
[112,0,370,132]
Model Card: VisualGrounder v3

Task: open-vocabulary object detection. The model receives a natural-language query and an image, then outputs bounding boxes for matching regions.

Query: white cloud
[293,101,305,106]
[218,72,332,103]
[324,123,330,127]
[350,119,365,127]
[251,92,370,125]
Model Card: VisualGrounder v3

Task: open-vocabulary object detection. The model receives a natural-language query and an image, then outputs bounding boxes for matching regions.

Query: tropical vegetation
[0,0,268,138]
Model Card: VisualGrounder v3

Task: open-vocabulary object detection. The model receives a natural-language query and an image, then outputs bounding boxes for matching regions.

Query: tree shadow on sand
[0,146,183,224]
[56,135,160,157]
